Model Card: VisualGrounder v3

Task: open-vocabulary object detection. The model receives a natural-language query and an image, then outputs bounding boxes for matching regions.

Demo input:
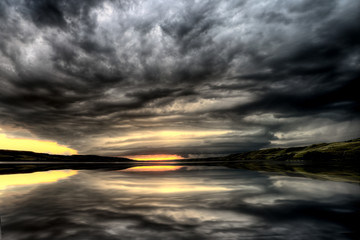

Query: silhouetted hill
[0,149,133,162]
[1,138,359,163]
[0,139,359,182]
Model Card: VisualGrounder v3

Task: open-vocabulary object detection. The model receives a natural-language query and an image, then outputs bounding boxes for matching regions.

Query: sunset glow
[125,154,184,161]
[123,166,183,172]
[0,0,358,158]
[0,0,357,239]
[0,133,78,155]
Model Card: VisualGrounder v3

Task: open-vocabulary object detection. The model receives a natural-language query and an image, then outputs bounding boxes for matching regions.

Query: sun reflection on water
[122,165,183,172]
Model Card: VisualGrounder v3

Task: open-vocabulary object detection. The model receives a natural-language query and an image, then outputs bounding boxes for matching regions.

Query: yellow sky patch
[0,133,78,155]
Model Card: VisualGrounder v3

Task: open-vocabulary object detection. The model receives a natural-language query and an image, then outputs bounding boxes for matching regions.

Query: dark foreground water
[0,165,359,240]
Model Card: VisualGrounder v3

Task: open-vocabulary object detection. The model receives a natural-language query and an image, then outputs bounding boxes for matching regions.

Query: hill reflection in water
[0,166,359,240]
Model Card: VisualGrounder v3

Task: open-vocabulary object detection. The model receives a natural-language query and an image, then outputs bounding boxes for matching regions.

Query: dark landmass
[0,163,133,175]
[184,138,360,183]
[0,150,136,175]
[222,138,360,162]
[0,138,359,182]
[0,149,133,162]
[1,138,358,163]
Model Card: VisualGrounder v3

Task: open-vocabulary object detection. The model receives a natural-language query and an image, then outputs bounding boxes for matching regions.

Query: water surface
[1,165,359,239]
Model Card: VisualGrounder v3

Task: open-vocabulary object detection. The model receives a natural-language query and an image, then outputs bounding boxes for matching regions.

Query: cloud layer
[0,0,359,156]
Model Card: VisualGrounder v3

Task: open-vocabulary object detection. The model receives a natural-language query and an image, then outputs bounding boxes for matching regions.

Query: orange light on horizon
[122,166,183,172]
[124,154,185,161]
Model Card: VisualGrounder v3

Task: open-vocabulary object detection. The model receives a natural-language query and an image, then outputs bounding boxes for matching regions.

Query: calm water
[0,165,359,240]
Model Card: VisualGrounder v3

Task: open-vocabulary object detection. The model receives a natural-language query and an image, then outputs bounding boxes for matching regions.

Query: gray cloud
[0,0,359,156]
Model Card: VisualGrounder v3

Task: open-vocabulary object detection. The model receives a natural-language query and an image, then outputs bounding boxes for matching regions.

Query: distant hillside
[0,139,359,182]
[223,138,360,162]
[1,138,359,163]
[0,149,133,162]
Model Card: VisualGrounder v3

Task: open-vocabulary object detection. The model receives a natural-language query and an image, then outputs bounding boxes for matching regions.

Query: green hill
[223,138,360,162]
[216,138,360,183]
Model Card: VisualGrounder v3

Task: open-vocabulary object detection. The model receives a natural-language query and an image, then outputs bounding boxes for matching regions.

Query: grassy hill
[216,138,360,183]
[223,138,360,162]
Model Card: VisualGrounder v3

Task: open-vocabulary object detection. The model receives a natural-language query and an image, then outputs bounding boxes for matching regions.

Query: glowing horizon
[123,166,183,172]
[124,154,185,161]
[0,133,78,155]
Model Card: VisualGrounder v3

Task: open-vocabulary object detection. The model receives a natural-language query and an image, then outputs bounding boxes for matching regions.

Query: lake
[0,165,359,240]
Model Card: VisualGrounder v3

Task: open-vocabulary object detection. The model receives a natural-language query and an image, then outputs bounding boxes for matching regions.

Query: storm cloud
[0,0,359,156]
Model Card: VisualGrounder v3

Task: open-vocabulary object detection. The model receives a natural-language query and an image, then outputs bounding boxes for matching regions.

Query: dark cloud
[0,0,359,156]
[24,0,102,29]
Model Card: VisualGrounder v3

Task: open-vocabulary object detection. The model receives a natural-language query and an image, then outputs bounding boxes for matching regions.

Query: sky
[0,0,359,157]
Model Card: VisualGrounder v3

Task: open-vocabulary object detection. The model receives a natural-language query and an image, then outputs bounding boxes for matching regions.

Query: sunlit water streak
[122,165,183,172]
[0,166,359,240]
[0,170,78,191]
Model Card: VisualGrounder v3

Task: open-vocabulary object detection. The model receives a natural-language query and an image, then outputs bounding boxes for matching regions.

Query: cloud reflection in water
[0,166,359,240]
